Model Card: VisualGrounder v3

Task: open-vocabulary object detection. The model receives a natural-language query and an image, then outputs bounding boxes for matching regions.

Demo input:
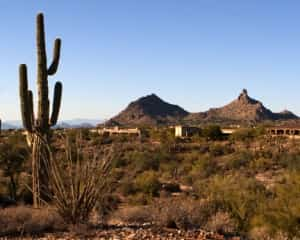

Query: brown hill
[105,94,189,126]
[105,90,298,126]
[185,89,298,124]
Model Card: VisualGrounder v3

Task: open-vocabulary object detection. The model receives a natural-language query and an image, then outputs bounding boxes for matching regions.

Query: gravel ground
[13,226,241,240]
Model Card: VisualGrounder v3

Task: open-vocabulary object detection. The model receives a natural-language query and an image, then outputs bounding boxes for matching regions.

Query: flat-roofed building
[93,126,141,136]
[175,125,201,138]
[267,125,300,138]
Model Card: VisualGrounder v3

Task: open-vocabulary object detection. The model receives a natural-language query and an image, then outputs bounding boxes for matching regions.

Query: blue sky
[1,1,300,120]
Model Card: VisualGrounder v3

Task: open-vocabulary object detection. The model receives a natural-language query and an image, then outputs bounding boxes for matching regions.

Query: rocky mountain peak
[106,93,189,126]
[239,88,248,98]
[237,89,258,105]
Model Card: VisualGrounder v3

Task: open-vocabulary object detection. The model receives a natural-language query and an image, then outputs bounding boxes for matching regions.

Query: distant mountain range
[105,89,299,126]
[1,119,104,130]
[2,90,298,129]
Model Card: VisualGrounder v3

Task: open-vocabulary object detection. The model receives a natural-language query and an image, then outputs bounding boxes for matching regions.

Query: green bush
[0,136,29,201]
[190,156,217,179]
[209,143,233,157]
[223,151,253,170]
[120,180,136,196]
[230,128,256,142]
[202,125,223,141]
[202,175,267,235]
[262,172,300,239]
[128,192,151,206]
[135,171,161,197]
[276,152,300,171]
[159,161,178,180]
[249,157,274,172]
[129,151,160,172]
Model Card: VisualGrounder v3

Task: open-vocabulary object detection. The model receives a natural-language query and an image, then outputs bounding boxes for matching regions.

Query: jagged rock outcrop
[186,89,298,123]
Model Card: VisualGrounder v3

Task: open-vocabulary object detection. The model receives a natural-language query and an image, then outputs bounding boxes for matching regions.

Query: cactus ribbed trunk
[37,13,49,131]
[32,133,50,207]
[19,13,62,208]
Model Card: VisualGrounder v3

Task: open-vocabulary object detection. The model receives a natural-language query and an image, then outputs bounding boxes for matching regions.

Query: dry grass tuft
[0,206,66,237]
[112,206,153,225]
[150,198,214,229]
[204,211,237,235]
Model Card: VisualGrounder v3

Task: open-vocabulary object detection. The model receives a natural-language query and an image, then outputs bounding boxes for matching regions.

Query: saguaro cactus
[19,13,62,207]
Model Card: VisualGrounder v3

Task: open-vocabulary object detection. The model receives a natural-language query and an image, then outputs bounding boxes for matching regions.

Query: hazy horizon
[1,1,300,121]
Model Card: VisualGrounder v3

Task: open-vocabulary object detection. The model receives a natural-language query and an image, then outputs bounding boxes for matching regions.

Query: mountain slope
[105,90,298,126]
[106,94,189,126]
[185,89,298,123]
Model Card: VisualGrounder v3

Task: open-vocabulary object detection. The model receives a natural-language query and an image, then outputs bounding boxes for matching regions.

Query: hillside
[105,94,189,126]
[105,90,298,126]
[185,89,299,124]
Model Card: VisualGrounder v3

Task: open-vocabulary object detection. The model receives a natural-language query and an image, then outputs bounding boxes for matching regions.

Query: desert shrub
[230,128,256,142]
[65,129,79,143]
[153,148,172,163]
[249,157,274,171]
[209,144,225,157]
[198,143,210,154]
[203,175,267,235]
[127,192,151,206]
[127,151,160,172]
[262,173,300,239]
[48,138,114,224]
[0,137,29,200]
[79,128,92,141]
[180,151,202,164]
[0,194,16,208]
[276,152,300,171]
[96,194,120,223]
[254,125,267,136]
[111,155,127,168]
[18,185,33,205]
[209,143,233,157]
[223,151,253,170]
[113,206,153,224]
[119,180,136,196]
[202,125,223,141]
[256,149,273,159]
[0,206,65,236]
[182,175,193,185]
[190,156,218,179]
[204,211,237,235]
[159,128,177,149]
[159,161,178,180]
[248,226,275,240]
[134,171,161,197]
[151,198,215,229]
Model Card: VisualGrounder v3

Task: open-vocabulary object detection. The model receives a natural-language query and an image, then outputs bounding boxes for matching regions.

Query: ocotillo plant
[19,13,62,207]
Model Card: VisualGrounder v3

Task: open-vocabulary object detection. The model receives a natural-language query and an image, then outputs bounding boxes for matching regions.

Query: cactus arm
[19,64,33,132]
[47,38,61,75]
[28,90,35,126]
[50,81,62,126]
[36,13,49,130]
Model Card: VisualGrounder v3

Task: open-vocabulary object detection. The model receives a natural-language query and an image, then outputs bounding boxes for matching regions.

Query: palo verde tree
[19,13,62,207]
